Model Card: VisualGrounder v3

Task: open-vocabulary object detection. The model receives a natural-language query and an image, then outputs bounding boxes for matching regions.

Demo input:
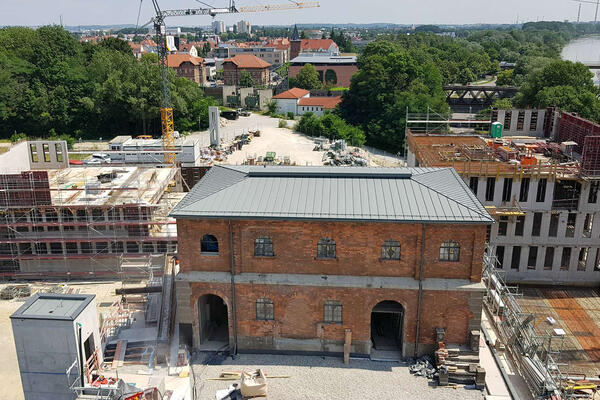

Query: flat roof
[11,293,95,321]
[291,55,357,64]
[171,165,493,224]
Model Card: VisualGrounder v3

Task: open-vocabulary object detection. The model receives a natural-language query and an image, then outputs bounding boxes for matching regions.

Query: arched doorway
[371,301,404,355]
[197,294,229,348]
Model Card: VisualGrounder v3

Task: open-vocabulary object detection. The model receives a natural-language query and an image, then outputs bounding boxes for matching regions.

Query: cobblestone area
[192,353,485,400]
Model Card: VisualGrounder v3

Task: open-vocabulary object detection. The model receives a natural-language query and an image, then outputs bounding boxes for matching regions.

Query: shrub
[287,112,295,120]
[278,119,288,128]
[296,112,365,146]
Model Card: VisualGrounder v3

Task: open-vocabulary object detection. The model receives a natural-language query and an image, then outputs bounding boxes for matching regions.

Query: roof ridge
[410,169,491,220]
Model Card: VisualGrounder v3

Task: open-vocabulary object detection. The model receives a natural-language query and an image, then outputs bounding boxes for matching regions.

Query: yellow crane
[146,0,320,164]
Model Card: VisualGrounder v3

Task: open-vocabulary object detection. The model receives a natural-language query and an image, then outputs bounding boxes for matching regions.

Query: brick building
[289,25,339,60]
[172,166,492,357]
[222,54,271,87]
[166,54,205,86]
[289,54,358,88]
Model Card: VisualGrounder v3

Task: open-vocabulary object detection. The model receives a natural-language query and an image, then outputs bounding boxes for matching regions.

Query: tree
[492,98,513,109]
[496,69,514,86]
[290,63,322,90]
[515,60,600,121]
[198,42,211,57]
[300,30,308,39]
[98,37,133,55]
[339,40,448,152]
[239,70,254,88]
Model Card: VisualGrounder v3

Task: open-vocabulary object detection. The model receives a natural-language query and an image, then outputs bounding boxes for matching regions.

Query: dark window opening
[532,213,542,237]
[530,111,538,131]
[42,143,50,162]
[317,238,336,259]
[201,234,219,254]
[65,242,78,254]
[502,178,513,202]
[486,177,496,202]
[469,177,479,195]
[517,111,525,131]
[589,181,599,204]
[381,240,401,260]
[50,242,63,255]
[544,247,554,270]
[549,214,559,237]
[553,180,581,210]
[504,111,512,130]
[496,246,505,269]
[519,178,530,202]
[515,215,525,236]
[80,242,92,254]
[560,247,571,271]
[527,246,538,270]
[583,214,594,238]
[536,179,547,202]
[566,213,577,238]
[126,241,139,253]
[578,248,589,271]
[511,246,521,270]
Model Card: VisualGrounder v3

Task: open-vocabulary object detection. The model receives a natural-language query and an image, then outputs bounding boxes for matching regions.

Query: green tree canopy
[239,70,254,88]
[290,63,322,90]
[98,37,133,55]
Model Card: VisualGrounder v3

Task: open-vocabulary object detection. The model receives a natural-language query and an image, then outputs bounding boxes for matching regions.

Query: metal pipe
[229,220,238,354]
[77,323,85,386]
[414,224,426,357]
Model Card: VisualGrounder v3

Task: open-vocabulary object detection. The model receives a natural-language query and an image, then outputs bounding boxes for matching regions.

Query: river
[561,35,600,84]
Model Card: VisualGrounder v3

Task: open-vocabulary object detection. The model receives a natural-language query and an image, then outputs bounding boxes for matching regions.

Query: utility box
[10,293,101,400]
[491,121,503,138]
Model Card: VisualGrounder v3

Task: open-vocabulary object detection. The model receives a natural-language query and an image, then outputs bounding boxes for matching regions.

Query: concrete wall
[0,140,68,173]
[494,109,546,138]
[275,98,299,115]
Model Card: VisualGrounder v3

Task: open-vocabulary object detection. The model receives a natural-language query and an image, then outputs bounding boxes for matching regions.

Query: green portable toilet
[491,121,503,138]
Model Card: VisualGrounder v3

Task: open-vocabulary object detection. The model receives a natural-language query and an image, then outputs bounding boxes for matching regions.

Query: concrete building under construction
[407,110,600,286]
[0,140,182,278]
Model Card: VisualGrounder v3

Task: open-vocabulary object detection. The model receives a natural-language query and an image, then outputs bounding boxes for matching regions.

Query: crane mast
[147,0,320,165]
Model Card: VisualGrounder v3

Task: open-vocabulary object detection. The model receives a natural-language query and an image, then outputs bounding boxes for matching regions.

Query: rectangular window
[578,248,589,271]
[595,249,600,271]
[549,214,559,237]
[496,246,505,269]
[317,239,336,259]
[560,247,571,271]
[35,243,47,254]
[515,216,525,236]
[566,213,577,238]
[55,143,63,162]
[529,111,538,131]
[498,216,508,236]
[504,111,512,130]
[511,246,521,270]
[30,144,38,163]
[42,143,50,162]
[502,178,513,202]
[126,241,139,253]
[65,242,78,254]
[589,181,599,204]
[583,214,594,238]
[532,213,542,237]
[527,246,538,270]
[536,179,547,203]
[111,241,124,253]
[517,111,525,131]
[256,298,274,320]
[544,247,554,270]
[50,242,63,254]
[486,177,496,202]
[324,300,342,323]
[80,242,92,254]
[519,178,530,202]
[469,177,479,195]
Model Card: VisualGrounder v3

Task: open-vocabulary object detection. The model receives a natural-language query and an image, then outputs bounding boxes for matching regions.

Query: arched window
[381,240,401,260]
[440,240,460,262]
[201,234,219,254]
[254,237,274,257]
[256,297,274,320]
[317,238,336,259]
[324,69,337,85]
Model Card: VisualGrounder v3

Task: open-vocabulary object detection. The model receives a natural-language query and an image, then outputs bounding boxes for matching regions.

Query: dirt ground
[0,280,123,400]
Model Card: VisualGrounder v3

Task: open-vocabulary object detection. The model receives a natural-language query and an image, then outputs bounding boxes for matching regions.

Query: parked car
[89,153,111,164]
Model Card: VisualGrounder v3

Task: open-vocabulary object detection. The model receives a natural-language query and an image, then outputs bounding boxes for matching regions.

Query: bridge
[443,85,520,112]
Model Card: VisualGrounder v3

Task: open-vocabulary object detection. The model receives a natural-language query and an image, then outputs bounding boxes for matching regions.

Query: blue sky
[0,0,589,27]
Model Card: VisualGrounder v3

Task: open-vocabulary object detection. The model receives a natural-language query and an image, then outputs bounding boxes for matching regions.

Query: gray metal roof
[11,293,95,321]
[290,55,357,64]
[171,166,493,224]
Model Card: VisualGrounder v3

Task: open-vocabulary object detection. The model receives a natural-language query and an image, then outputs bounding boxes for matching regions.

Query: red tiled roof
[273,88,310,99]
[223,54,271,69]
[300,39,338,51]
[298,96,342,109]
[166,54,204,67]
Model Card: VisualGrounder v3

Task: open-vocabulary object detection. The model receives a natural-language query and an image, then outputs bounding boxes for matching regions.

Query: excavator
[144,0,320,164]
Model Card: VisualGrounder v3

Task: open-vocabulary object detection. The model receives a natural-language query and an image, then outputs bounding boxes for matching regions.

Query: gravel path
[192,353,485,400]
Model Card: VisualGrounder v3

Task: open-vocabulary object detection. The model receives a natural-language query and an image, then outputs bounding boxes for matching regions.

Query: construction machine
[146,0,320,164]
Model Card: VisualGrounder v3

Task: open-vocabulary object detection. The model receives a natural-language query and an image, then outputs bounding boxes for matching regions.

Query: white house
[272,87,310,115]
[297,96,342,116]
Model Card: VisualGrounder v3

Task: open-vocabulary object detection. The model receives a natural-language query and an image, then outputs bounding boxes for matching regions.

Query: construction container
[491,122,503,138]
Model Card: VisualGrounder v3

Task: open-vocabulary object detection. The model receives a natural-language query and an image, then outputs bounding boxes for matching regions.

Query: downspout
[229,220,238,354]
[414,224,426,358]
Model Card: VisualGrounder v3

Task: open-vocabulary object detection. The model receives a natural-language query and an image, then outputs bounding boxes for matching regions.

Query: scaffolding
[0,166,182,280]
[482,247,596,399]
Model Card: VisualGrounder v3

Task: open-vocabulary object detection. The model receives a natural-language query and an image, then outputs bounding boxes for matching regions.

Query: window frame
[381,239,401,260]
[439,240,460,262]
[256,297,274,321]
[254,236,274,257]
[317,238,336,259]
[323,300,342,324]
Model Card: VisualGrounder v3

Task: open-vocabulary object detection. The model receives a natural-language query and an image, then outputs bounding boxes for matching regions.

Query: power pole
[578,3,582,22]
[596,0,599,22]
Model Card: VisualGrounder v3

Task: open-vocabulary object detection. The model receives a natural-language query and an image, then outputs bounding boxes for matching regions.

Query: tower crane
[146,0,320,164]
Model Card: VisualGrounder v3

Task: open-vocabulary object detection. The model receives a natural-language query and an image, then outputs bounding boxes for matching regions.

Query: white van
[91,153,111,163]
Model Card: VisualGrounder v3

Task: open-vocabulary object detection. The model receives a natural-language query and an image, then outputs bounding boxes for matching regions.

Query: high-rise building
[212,20,225,34]
[236,20,252,35]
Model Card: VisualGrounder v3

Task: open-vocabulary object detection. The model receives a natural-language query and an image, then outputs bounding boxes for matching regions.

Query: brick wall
[176,219,486,281]
[289,64,358,87]
[222,65,270,86]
